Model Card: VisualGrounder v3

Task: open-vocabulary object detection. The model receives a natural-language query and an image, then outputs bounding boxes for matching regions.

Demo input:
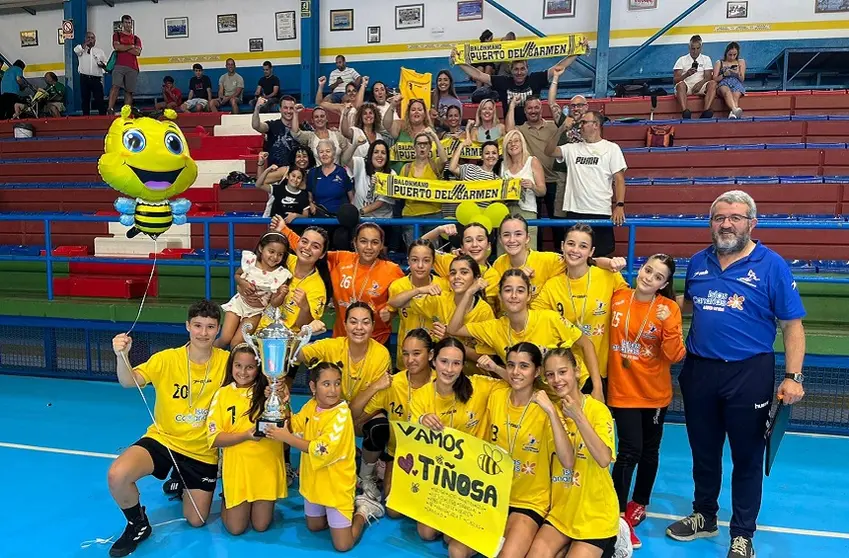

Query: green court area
[2,262,848,355]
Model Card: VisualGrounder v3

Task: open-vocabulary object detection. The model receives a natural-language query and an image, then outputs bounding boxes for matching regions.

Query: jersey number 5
[611,311,623,328]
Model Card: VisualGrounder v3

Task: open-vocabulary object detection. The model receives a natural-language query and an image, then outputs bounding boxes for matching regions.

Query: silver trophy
[243,308,313,435]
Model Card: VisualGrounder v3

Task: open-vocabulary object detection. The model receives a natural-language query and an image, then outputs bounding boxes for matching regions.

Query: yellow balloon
[475,214,493,233]
[483,202,510,228]
[456,201,481,226]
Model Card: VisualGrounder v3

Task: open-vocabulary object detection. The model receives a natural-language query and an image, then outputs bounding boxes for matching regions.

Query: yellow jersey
[409,289,495,375]
[547,397,619,540]
[492,250,565,300]
[487,384,555,518]
[290,399,357,519]
[206,383,287,506]
[259,261,327,332]
[300,337,392,402]
[433,252,500,307]
[387,274,450,370]
[364,369,436,456]
[464,310,591,386]
[399,67,432,119]
[533,267,628,379]
[410,375,505,439]
[135,346,230,464]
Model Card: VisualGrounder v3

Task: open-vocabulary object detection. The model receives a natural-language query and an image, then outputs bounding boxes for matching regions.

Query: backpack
[646,125,675,148]
[614,82,650,98]
[105,51,118,73]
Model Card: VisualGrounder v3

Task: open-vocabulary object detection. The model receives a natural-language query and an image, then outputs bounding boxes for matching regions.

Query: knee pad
[362,415,390,452]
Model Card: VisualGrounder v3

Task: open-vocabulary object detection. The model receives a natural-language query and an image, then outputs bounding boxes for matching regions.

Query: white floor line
[646,512,849,540]
[80,519,186,549]
[0,442,118,459]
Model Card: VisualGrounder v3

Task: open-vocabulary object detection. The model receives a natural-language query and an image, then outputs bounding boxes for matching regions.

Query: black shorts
[541,522,617,558]
[133,437,218,492]
[509,506,545,527]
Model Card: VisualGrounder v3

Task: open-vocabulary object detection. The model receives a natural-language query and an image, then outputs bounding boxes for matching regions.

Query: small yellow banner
[388,421,512,558]
[374,172,520,203]
[455,34,588,66]
[390,138,503,163]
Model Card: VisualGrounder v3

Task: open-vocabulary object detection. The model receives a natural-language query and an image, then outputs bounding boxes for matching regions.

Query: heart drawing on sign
[398,453,415,474]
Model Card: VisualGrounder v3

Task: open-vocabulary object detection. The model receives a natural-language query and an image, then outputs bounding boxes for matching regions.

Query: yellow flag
[390,137,503,163]
[374,172,521,203]
[454,34,588,65]
[399,67,432,119]
[388,421,512,558]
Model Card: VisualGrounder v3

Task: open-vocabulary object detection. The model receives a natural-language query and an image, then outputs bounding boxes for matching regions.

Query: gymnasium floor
[1,375,847,558]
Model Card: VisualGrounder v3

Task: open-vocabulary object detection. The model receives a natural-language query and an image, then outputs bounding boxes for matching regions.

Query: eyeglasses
[711,214,751,224]
[570,103,587,109]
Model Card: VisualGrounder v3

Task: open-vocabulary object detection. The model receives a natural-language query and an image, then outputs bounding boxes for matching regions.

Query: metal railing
[0,213,848,301]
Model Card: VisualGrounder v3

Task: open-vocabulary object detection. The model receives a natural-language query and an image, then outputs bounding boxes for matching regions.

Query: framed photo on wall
[217,14,237,33]
[628,0,658,10]
[726,1,748,18]
[330,9,354,31]
[815,0,849,12]
[457,0,484,21]
[367,26,381,44]
[543,0,575,18]
[20,30,38,47]
[249,38,264,52]
[164,17,189,39]
[276,11,296,40]
[396,4,424,29]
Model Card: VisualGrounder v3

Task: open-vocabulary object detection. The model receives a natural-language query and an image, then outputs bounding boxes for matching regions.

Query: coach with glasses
[666,190,805,558]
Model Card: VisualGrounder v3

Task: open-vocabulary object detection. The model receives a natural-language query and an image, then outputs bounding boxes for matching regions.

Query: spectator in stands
[40,72,66,117]
[253,96,302,184]
[502,129,546,249]
[250,61,280,113]
[495,32,517,77]
[155,76,182,111]
[292,104,349,164]
[74,32,107,116]
[305,140,354,215]
[182,64,213,113]
[316,76,359,126]
[362,79,393,119]
[398,129,447,245]
[470,30,497,104]
[256,164,312,223]
[673,35,717,119]
[446,133,502,218]
[341,138,396,219]
[506,94,562,249]
[431,70,462,126]
[257,147,316,218]
[438,105,465,139]
[383,96,436,172]
[328,55,362,103]
[108,14,142,114]
[666,190,805,558]
[469,98,505,141]
[210,58,244,113]
[713,42,746,119]
[452,44,585,125]
[546,111,627,257]
[341,100,388,159]
[0,59,27,120]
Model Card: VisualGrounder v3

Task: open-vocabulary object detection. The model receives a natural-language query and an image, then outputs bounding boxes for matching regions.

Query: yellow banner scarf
[391,138,503,163]
[388,422,512,557]
[374,172,520,203]
[454,34,588,66]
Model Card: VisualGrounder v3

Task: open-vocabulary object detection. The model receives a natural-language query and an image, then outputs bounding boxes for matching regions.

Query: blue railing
[1,213,849,301]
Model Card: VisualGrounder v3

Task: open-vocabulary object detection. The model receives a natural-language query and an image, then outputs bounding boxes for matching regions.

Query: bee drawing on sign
[411,482,420,494]
[477,444,504,475]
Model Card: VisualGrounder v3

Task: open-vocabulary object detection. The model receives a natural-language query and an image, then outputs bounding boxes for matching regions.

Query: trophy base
[255,418,285,437]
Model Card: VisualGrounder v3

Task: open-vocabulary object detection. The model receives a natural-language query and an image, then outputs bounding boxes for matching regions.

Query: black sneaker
[728,536,755,558]
[682,109,692,119]
[109,515,152,557]
[666,512,719,542]
[701,109,715,119]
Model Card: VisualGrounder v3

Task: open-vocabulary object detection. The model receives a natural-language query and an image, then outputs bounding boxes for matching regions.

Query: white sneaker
[733,107,744,118]
[376,460,387,482]
[359,475,382,501]
[728,112,738,119]
[355,494,385,524]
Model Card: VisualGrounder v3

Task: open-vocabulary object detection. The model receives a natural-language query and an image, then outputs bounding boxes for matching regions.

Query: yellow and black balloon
[98,106,198,239]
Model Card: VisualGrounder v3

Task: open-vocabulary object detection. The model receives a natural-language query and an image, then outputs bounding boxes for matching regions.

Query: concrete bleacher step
[95,236,192,257]
[195,159,246,187]
[213,125,263,137]
[215,113,280,137]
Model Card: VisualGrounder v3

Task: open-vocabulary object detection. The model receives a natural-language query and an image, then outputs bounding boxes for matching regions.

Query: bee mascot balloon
[98,106,198,239]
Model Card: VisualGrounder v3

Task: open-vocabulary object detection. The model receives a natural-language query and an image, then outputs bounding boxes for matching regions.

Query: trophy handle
[289,325,313,367]
[241,322,259,356]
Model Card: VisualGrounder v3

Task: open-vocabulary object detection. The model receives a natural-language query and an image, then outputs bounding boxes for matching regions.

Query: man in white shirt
[328,55,361,103]
[546,111,627,257]
[73,32,107,115]
[209,58,244,113]
[673,35,717,119]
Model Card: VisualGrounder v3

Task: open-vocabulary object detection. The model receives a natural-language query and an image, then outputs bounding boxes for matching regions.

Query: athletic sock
[121,503,146,524]
[360,460,376,479]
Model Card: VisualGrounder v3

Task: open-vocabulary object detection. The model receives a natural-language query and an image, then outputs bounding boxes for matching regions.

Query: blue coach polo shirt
[684,241,805,362]
[306,165,353,214]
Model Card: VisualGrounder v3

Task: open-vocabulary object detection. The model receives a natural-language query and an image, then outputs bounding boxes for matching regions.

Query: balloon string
[126,238,158,335]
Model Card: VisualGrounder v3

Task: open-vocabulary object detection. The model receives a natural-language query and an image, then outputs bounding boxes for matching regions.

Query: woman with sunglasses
[468,98,505,143]
[397,128,448,247]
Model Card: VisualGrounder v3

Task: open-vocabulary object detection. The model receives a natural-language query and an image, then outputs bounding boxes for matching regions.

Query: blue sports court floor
[1,375,848,557]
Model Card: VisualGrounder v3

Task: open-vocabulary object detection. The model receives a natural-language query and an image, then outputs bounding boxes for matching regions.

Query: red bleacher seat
[625,148,822,178]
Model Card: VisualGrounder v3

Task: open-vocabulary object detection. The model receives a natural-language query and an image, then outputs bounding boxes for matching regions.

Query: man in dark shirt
[252,95,305,184]
[453,47,585,125]
[250,61,280,113]
[182,63,212,112]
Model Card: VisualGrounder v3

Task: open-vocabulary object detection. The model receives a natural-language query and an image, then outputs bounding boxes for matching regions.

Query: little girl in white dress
[217,231,293,348]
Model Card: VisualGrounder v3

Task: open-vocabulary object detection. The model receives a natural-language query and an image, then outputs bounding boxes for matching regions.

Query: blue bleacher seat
[183,249,230,261]
[652,177,694,185]
[780,176,824,184]
[736,176,780,184]
[625,178,652,186]
[751,116,792,122]
[726,144,766,150]
[791,115,828,121]
[622,147,650,153]
[648,146,687,153]
[760,213,792,219]
[766,143,806,149]
[685,145,726,152]
[796,214,838,220]
[827,115,849,121]
[806,143,847,150]
[788,260,816,271]
[693,177,736,184]
[823,176,849,183]
[816,260,849,273]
